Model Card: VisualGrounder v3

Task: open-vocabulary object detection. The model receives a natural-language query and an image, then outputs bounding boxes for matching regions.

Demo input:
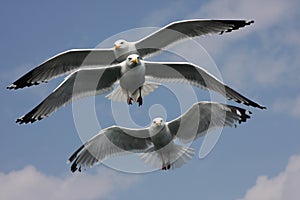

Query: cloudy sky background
[1,0,300,199]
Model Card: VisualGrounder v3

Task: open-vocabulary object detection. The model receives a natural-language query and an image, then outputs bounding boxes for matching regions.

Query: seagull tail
[140,144,194,170]
[105,86,127,102]
[132,81,160,101]
[106,81,160,102]
[170,144,194,169]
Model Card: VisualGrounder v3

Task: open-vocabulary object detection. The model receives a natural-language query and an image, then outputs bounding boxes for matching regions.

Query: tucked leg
[160,153,166,170]
[126,91,133,105]
[167,163,171,170]
[127,97,133,105]
[162,163,171,170]
[137,87,143,106]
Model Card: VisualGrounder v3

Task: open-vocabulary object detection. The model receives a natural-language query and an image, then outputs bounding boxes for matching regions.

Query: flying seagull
[16,54,265,124]
[7,19,254,89]
[68,101,251,172]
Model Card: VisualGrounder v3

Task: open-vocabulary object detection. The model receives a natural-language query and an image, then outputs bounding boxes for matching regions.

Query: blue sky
[1,0,300,200]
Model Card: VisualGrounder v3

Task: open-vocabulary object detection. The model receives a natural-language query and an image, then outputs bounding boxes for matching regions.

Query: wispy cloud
[4,61,62,101]
[272,95,300,118]
[237,154,300,200]
[188,0,298,30]
[140,1,190,27]
[137,0,300,93]
[186,0,300,90]
[0,166,139,200]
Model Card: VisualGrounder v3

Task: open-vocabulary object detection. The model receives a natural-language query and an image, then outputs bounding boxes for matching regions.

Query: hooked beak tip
[114,45,120,49]
[133,58,139,64]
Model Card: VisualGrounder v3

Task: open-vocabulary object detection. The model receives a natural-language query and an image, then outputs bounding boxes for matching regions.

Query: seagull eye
[160,119,163,123]
[128,57,132,61]
[120,41,124,44]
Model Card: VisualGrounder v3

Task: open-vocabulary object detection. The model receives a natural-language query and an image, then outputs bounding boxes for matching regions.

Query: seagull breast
[149,121,173,149]
[119,62,146,94]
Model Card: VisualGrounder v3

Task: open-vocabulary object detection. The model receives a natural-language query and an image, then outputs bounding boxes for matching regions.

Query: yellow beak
[114,44,120,49]
[155,121,161,126]
[132,58,139,64]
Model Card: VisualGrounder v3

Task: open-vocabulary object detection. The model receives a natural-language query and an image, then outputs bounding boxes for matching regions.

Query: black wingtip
[16,113,42,125]
[68,144,85,173]
[7,65,44,90]
[219,20,255,35]
[225,86,266,110]
[259,105,267,110]
[248,102,267,110]
[68,145,85,163]
[246,20,255,25]
[16,116,37,124]
[16,118,24,124]
[236,107,252,124]
[7,84,16,90]
[15,103,47,125]
[7,81,40,90]
[228,105,252,124]
[70,161,83,173]
[70,163,79,173]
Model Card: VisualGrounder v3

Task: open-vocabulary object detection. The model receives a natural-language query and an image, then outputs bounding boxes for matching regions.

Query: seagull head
[126,54,141,68]
[151,117,165,129]
[149,117,166,136]
[114,39,128,50]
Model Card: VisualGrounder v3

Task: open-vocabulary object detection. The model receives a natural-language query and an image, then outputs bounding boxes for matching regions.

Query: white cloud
[237,154,300,200]
[137,0,300,92]
[189,0,298,30]
[0,166,139,200]
[185,0,300,90]
[273,95,300,117]
[140,1,190,27]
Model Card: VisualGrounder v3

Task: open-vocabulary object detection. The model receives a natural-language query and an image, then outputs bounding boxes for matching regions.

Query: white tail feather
[105,86,127,102]
[140,143,194,170]
[106,81,160,102]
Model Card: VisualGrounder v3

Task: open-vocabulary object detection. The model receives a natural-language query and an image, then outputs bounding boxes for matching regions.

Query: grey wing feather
[144,61,266,109]
[135,19,254,58]
[16,66,121,124]
[68,126,152,172]
[7,49,117,89]
[167,102,251,143]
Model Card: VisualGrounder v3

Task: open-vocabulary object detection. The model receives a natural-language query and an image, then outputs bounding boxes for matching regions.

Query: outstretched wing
[68,126,152,172]
[16,66,121,124]
[7,49,117,89]
[144,61,266,109]
[167,101,251,143]
[135,19,254,58]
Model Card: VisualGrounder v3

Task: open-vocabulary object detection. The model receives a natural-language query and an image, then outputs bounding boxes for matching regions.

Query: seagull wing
[144,61,266,109]
[135,19,254,58]
[68,126,152,172]
[167,101,251,143]
[7,49,117,89]
[16,65,122,124]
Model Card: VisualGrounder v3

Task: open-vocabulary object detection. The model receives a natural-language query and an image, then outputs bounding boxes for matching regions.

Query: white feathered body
[119,62,146,94]
[141,122,194,170]
[106,61,160,102]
